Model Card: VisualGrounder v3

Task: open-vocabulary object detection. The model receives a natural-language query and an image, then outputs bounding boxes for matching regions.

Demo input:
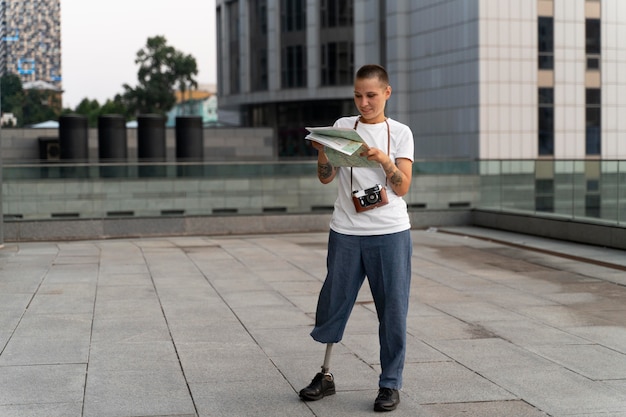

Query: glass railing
[1,159,624,227]
[479,159,625,226]
[1,160,477,220]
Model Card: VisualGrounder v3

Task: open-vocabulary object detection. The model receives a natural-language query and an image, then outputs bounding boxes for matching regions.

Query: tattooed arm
[312,141,337,184]
[382,157,412,197]
[361,147,413,196]
[383,158,413,197]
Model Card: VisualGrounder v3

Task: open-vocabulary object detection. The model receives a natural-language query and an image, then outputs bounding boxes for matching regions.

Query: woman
[300,64,414,412]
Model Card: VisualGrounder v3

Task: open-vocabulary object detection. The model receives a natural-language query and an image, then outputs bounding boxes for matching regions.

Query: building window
[282,45,306,88]
[320,0,353,28]
[281,0,305,32]
[254,0,268,35]
[538,17,554,70]
[319,0,354,87]
[250,0,268,91]
[538,88,554,156]
[586,18,601,70]
[586,88,601,155]
[251,49,268,91]
[587,56,601,70]
[228,0,240,94]
[321,42,353,86]
[586,19,601,53]
[280,0,306,88]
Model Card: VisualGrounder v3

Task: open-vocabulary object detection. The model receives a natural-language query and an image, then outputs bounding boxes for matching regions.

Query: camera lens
[366,193,379,203]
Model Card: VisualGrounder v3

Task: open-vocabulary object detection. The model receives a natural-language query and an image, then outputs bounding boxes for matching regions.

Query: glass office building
[215,0,626,161]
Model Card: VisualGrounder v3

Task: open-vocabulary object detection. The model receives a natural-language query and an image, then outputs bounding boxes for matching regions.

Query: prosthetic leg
[299,343,336,401]
[321,343,333,374]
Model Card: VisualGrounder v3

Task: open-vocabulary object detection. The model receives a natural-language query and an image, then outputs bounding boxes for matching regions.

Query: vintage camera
[352,184,389,213]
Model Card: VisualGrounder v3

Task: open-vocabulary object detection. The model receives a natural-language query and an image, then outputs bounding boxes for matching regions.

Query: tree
[1,73,23,111]
[74,98,101,126]
[173,51,199,103]
[100,95,132,119]
[1,74,25,124]
[68,95,133,127]
[122,35,198,116]
[1,73,61,126]
[21,89,60,126]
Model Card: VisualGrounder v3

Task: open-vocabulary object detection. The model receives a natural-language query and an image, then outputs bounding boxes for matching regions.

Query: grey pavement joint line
[81,243,101,417]
[138,241,200,417]
[0,245,58,357]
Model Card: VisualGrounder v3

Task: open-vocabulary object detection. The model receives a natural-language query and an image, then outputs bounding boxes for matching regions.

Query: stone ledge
[472,209,626,250]
[2,210,472,242]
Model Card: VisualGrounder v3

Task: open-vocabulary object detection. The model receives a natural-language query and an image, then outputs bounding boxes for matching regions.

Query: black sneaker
[374,388,400,412]
[299,372,336,401]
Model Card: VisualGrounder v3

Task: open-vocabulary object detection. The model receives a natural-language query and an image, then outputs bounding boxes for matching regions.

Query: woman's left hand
[360,148,413,197]
[360,147,388,164]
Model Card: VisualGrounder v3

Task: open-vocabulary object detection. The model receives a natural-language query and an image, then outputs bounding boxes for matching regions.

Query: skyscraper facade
[0,0,62,88]
[216,0,626,160]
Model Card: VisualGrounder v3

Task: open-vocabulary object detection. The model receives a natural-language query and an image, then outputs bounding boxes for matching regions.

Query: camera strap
[350,117,390,191]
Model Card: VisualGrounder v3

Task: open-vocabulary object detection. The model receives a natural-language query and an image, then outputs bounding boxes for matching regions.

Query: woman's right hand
[311,141,325,152]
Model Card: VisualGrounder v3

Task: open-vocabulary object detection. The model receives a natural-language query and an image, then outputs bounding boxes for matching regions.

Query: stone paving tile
[527,343,626,380]
[87,341,180,372]
[0,294,33,315]
[407,314,481,341]
[177,343,278,384]
[402,361,517,404]
[0,402,84,417]
[422,400,550,417]
[0,335,90,366]
[83,368,195,417]
[190,379,315,417]
[7,313,92,340]
[566,325,626,355]
[26,285,96,315]
[480,319,590,347]
[0,364,86,405]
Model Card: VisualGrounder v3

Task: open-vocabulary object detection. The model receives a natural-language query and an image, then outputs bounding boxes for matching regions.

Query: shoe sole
[299,388,336,401]
[374,399,399,412]
[374,403,398,412]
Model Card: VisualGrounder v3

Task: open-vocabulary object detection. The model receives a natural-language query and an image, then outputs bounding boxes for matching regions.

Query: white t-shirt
[329,116,415,236]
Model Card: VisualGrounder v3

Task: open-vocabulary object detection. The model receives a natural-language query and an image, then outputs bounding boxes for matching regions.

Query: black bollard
[137,114,166,177]
[175,115,204,177]
[59,114,88,161]
[58,114,89,177]
[98,114,128,177]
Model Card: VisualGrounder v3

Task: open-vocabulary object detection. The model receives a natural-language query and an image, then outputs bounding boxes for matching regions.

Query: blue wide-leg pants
[310,229,412,389]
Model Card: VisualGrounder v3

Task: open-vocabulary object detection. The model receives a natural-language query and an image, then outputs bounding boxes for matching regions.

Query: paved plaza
[1,226,625,417]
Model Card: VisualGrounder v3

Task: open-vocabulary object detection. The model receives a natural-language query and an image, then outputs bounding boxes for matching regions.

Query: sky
[61,0,217,109]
